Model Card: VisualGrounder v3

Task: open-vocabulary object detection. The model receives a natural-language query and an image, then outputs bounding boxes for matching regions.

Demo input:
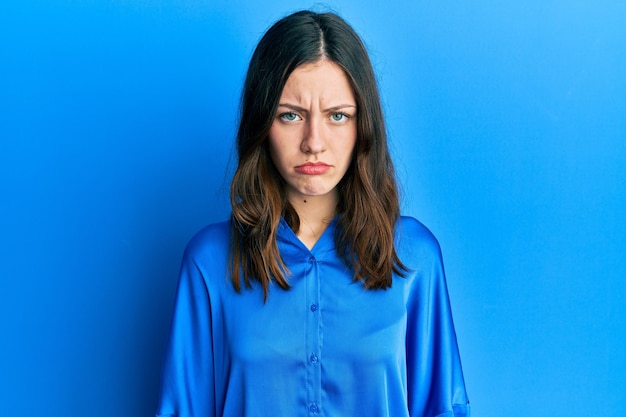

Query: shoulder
[396,216,441,250]
[183,219,231,264]
[395,216,443,267]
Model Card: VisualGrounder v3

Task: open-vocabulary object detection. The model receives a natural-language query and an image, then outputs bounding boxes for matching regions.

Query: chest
[217,254,411,368]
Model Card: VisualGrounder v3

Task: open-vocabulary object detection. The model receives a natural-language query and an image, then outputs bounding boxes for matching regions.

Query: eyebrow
[277,103,357,113]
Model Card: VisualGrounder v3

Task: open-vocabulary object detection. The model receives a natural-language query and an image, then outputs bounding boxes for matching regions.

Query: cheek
[266,135,290,175]
[344,133,357,162]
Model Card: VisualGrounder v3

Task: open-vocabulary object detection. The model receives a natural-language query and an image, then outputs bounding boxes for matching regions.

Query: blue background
[1,1,625,416]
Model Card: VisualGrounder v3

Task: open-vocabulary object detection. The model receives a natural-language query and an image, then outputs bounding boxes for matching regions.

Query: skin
[268,60,357,247]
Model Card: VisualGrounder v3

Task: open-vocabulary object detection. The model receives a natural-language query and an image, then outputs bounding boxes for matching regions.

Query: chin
[293,188,333,199]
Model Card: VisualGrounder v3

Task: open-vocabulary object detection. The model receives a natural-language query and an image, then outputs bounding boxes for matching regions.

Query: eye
[278,112,301,123]
[330,112,350,123]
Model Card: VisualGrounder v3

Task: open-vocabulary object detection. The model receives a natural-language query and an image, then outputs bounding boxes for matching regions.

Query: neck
[288,192,337,250]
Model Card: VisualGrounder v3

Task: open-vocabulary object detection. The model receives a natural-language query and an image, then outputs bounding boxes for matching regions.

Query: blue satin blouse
[156,216,469,417]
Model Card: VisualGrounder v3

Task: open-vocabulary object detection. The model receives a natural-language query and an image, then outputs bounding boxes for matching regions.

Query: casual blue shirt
[156,216,469,417]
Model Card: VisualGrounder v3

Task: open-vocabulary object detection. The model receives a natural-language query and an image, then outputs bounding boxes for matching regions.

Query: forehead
[280,60,355,103]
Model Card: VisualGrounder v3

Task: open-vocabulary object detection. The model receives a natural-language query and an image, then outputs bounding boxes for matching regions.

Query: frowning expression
[268,60,357,203]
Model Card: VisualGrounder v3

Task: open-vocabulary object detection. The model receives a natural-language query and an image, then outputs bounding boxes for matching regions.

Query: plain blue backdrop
[1,1,625,416]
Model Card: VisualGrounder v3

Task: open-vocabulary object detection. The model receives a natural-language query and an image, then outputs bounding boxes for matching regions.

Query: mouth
[295,162,331,175]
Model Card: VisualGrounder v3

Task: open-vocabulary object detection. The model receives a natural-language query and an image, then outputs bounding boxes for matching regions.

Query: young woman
[156,10,469,417]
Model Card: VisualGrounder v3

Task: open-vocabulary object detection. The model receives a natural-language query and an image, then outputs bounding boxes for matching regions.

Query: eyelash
[277,112,352,123]
[330,112,350,122]
[278,112,301,122]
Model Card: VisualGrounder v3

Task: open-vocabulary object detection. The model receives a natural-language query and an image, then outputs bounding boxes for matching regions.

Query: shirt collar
[277,216,338,258]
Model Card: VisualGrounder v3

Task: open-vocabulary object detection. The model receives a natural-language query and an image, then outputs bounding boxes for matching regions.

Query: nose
[301,117,325,155]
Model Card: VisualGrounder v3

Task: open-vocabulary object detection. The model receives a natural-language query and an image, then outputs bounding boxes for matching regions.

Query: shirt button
[308,256,315,264]
[309,403,319,414]
[309,353,319,364]
[310,303,318,312]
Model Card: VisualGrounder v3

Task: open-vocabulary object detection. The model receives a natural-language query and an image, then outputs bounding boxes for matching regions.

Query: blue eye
[279,112,300,122]
[331,112,349,122]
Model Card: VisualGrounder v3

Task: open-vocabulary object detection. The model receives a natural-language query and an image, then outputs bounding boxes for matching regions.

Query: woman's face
[268,60,357,204]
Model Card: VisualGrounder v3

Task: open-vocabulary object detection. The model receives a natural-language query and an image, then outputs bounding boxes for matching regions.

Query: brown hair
[230,10,406,301]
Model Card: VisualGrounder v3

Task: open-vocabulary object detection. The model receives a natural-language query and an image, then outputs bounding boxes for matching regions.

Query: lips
[295,162,331,175]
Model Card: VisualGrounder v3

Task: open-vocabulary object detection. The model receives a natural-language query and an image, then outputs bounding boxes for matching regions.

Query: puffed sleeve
[156,243,215,417]
[403,219,470,417]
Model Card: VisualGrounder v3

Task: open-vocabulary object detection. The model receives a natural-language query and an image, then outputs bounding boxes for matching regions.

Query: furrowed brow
[323,104,357,113]
[277,103,357,113]
[277,103,308,113]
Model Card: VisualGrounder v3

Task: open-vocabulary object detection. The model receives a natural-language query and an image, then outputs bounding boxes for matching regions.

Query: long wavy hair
[230,10,406,301]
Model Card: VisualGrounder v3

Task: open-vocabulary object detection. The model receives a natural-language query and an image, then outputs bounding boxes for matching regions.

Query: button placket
[305,254,322,415]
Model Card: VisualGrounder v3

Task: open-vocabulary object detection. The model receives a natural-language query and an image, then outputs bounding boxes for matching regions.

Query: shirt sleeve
[404,224,470,417]
[156,245,216,417]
